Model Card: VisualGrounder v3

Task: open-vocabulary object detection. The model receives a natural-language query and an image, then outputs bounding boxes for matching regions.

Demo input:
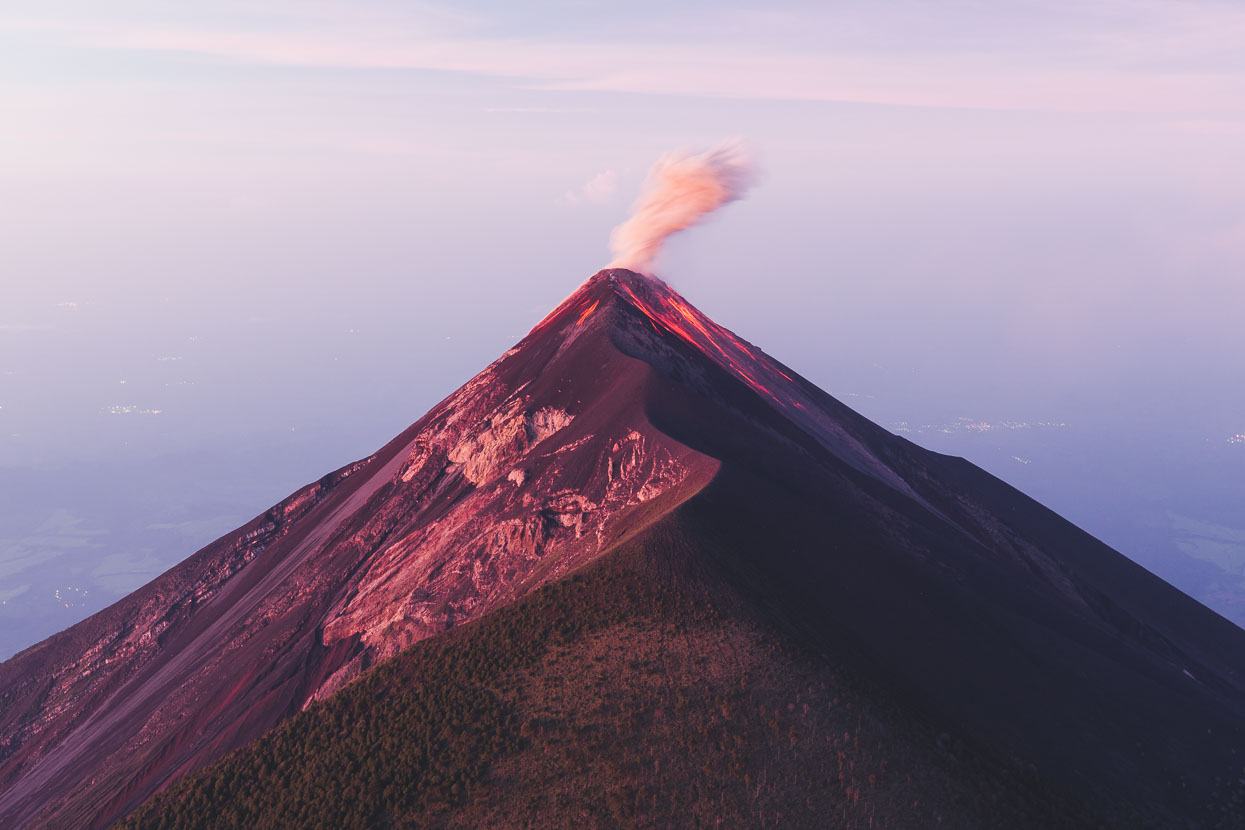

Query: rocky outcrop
[5,268,1245,830]
[318,419,707,678]
[0,270,723,829]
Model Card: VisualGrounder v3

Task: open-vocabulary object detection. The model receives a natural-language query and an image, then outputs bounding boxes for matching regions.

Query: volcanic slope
[122,521,1115,830]
[4,269,1245,828]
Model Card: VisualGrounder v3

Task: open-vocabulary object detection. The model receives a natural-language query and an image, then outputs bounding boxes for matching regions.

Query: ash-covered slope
[0,271,716,829]
[4,268,1245,828]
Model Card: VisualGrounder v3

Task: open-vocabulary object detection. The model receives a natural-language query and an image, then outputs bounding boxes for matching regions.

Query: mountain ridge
[0,270,726,827]
[3,268,1245,828]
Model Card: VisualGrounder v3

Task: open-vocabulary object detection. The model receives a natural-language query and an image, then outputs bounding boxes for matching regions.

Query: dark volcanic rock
[3,268,1245,828]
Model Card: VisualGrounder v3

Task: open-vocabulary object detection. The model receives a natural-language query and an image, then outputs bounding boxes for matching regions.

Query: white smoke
[607,140,756,274]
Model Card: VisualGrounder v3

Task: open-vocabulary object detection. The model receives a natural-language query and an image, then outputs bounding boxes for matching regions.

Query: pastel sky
[1,0,1243,656]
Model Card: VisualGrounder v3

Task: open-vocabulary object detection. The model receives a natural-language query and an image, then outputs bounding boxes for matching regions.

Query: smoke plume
[608,140,755,274]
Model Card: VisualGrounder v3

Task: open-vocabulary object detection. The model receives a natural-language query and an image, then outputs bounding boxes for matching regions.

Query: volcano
[3,269,1245,828]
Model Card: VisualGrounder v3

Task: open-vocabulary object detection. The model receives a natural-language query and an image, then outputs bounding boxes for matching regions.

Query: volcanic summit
[3,269,1245,828]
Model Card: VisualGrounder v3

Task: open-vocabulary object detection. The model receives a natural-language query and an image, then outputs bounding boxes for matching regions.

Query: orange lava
[576,299,600,326]
[614,281,790,407]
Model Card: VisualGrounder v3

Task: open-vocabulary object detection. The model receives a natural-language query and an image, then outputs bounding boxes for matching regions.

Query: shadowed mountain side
[4,268,1245,829]
[636,357,1245,826]
[120,523,1117,830]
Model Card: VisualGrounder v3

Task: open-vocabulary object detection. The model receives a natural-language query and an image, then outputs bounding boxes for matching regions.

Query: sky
[1,0,1243,658]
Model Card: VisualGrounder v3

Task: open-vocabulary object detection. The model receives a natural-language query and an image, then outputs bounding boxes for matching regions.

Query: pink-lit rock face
[0,270,728,829]
[7,269,1245,830]
[0,270,1113,828]
[317,377,707,677]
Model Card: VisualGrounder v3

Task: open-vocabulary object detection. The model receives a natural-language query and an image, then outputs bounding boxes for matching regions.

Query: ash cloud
[608,140,755,274]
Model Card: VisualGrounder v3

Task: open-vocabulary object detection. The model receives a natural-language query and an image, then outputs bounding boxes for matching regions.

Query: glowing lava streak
[576,299,600,326]
[612,280,787,407]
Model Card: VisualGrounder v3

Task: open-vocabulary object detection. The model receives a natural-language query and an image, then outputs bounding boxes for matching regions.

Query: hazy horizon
[2,0,1243,658]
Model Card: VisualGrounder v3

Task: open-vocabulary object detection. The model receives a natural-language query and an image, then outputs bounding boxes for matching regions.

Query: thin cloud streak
[0,324,52,332]
[7,7,1245,115]
[484,107,601,114]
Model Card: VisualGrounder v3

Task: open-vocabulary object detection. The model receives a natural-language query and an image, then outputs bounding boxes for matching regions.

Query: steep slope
[0,271,715,829]
[121,521,1116,830]
[3,268,1245,828]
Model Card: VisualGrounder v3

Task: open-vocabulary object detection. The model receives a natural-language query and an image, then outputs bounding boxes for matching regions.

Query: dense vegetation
[123,520,1113,829]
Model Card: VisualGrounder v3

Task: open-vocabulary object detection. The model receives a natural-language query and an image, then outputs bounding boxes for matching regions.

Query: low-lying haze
[1,0,1242,657]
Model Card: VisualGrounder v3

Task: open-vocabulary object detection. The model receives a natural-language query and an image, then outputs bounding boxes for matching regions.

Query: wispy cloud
[483,107,600,114]
[0,583,30,603]
[6,2,1245,115]
[562,170,618,206]
[0,509,103,580]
